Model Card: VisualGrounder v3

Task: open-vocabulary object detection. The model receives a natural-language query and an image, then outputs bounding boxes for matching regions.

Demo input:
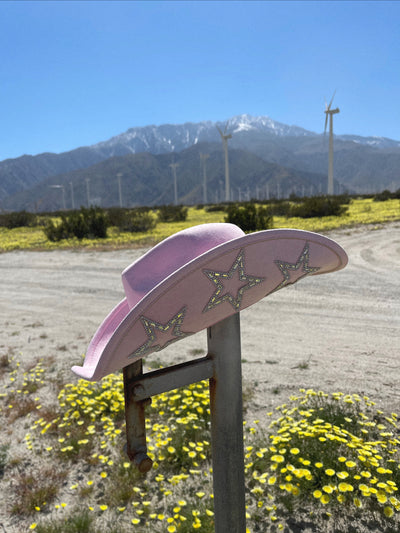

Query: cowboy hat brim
[72,228,347,381]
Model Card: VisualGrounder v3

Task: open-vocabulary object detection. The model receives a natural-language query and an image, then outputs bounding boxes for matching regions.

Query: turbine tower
[50,184,66,210]
[324,91,340,195]
[200,153,210,204]
[217,123,232,202]
[117,173,123,208]
[169,163,179,205]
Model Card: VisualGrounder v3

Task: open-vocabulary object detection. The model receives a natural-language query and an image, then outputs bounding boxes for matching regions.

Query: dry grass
[10,466,67,516]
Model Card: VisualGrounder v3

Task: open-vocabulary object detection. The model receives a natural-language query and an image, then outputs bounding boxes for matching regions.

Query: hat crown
[122,223,245,308]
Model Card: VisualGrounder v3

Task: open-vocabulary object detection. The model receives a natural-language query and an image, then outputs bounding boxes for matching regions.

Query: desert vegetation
[0,195,399,252]
[1,356,400,532]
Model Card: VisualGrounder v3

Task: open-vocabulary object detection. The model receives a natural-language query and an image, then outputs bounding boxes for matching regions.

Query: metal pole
[86,178,90,207]
[70,182,75,210]
[200,153,209,204]
[223,141,228,202]
[207,313,246,533]
[117,173,123,208]
[328,114,334,195]
[169,163,179,205]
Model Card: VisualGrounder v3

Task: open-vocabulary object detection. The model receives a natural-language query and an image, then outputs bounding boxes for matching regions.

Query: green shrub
[82,207,108,238]
[157,204,188,222]
[374,190,394,202]
[117,210,157,233]
[334,193,352,205]
[43,219,70,242]
[105,207,130,227]
[0,210,37,228]
[267,201,292,217]
[225,202,273,232]
[205,204,227,213]
[43,207,108,241]
[290,196,349,218]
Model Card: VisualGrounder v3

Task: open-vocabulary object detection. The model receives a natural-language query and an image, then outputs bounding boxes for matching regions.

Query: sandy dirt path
[1,221,399,415]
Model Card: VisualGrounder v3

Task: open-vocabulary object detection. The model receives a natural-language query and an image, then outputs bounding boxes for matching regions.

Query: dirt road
[1,222,399,413]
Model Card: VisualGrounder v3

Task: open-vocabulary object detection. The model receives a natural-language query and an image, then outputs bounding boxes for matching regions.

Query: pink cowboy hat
[72,223,348,381]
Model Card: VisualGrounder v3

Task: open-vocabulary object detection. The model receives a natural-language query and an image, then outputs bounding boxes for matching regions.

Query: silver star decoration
[274,242,320,291]
[203,249,265,312]
[129,306,192,359]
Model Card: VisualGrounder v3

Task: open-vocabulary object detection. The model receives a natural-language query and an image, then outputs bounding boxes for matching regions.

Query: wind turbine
[70,182,75,210]
[200,153,209,204]
[85,178,91,207]
[169,163,179,205]
[324,91,340,195]
[50,185,66,210]
[217,123,233,202]
[117,173,123,208]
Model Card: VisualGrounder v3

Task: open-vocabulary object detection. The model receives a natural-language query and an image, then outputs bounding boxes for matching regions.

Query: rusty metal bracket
[123,359,153,473]
[128,356,214,401]
[123,355,214,472]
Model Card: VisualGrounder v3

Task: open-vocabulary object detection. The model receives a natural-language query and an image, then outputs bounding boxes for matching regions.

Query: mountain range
[1,114,399,212]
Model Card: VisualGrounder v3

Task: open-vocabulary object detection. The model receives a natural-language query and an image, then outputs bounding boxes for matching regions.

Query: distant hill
[1,114,399,211]
[3,143,328,212]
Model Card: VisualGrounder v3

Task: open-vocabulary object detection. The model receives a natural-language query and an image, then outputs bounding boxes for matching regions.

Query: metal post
[200,153,209,204]
[70,182,75,210]
[207,313,246,533]
[223,139,231,202]
[122,313,246,532]
[169,163,179,205]
[86,178,90,207]
[117,173,123,208]
[328,114,334,195]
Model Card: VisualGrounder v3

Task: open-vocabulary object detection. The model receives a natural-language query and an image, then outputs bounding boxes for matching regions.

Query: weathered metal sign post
[123,313,245,533]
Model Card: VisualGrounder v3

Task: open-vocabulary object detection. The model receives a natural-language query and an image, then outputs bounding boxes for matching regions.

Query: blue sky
[1,0,399,160]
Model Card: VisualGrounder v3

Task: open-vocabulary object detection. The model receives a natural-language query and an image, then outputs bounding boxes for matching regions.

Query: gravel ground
[1,222,399,412]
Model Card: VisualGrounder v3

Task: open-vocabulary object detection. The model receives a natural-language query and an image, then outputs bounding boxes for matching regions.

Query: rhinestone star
[274,242,320,291]
[203,249,265,312]
[129,306,192,359]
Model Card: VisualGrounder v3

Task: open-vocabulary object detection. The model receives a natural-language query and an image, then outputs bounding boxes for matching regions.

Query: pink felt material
[72,223,348,381]
[122,223,245,307]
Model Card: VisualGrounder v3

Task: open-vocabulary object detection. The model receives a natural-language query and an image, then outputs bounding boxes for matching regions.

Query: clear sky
[1,0,399,161]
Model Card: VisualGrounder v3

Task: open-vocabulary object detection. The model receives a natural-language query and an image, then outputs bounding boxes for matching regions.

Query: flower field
[1,356,400,532]
[0,197,399,252]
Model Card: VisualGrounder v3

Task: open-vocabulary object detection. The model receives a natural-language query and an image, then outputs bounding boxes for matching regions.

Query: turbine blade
[216,126,223,136]
[328,90,336,110]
